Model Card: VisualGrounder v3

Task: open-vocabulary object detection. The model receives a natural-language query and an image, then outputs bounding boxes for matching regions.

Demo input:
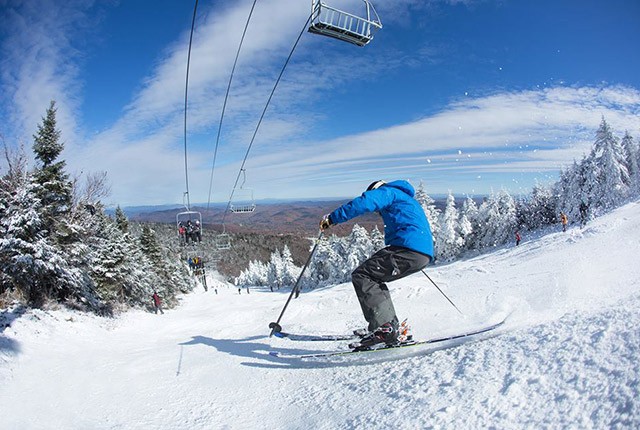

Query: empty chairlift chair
[308,0,382,47]
[215,229,231,251]
[230,169,256,214]
[230,187,256,214]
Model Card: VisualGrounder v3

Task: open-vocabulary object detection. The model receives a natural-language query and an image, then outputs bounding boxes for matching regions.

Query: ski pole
[268,230,324,336]
[421,269,464,315]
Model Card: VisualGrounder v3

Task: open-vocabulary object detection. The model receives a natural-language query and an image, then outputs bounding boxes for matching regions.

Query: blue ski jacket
[328,180,434,258]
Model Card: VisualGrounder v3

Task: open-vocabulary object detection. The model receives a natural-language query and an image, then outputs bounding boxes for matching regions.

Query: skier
[579,202,588,227]
[192,220,202,243]
[560,212,568,232]
[178,222,186,245]
[515,230,521,246]
[152,291,164,315]
[319,180,434,349]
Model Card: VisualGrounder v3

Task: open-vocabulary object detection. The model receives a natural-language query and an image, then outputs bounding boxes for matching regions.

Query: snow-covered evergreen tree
[0,176,87,307]
[458,196,478,249]
[621,131,639,195]
[370,225,385,251]
[436,191,463,261]
[236,260,269,287]
[459,196,478,250]
[344,224,374,272]
[414,181,440,241]
[518,182,556,230]
[590,117,630,210]
[115,206,129,233]
[31,101,73,236]
[306,235,347,287]
[556,155,598,223]
[279,245,301,287]
[475,190,517,249]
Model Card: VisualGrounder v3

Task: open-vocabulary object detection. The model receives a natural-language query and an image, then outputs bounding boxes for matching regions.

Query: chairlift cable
[182,0,199,211]
[221,11,314,227]
[206,0,259,212]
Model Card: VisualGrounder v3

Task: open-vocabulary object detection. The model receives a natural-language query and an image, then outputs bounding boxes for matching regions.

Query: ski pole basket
[308,0,382,47]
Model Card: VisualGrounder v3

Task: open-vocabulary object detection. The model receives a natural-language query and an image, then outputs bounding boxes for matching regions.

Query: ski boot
[349,319,399,351]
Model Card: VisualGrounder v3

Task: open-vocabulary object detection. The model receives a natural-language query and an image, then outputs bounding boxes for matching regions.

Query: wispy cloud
[230,85,640,199]
[0,0,98,150]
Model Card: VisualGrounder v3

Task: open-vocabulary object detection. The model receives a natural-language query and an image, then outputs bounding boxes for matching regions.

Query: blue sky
[1,0,639,207]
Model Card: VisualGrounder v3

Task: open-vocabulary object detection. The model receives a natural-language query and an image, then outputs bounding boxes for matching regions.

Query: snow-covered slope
[1,200,639,429]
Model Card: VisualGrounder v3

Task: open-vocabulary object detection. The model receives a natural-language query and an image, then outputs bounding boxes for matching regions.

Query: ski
[268,319,506,360]
[272,331,359,342]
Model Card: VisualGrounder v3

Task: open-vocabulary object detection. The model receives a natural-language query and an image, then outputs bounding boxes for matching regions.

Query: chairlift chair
[216,231,231,250]
[308,0,382,47]
[230,187,256,213]
[230,168,256,214]
[176,210,203,245]
[209,250,222,262]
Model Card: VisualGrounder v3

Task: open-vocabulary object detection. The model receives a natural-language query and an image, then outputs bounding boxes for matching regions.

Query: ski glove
[319,215,332,231]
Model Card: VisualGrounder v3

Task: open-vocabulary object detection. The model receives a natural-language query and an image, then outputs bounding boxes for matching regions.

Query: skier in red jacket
[152,291,164,315]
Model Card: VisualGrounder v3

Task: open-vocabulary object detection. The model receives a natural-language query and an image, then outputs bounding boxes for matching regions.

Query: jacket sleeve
[329,188,392,224]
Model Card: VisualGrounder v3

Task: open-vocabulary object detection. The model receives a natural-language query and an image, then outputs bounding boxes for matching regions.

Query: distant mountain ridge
[123,195,475,236]
[126,199,381,235]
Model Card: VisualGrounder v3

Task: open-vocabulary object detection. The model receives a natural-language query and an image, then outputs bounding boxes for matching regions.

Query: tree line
[2,102,636,311]
[236,117,638,289]
[0,102,195,314]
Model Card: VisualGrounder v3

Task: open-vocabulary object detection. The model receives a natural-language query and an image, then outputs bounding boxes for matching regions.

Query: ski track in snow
[1,200,640,429]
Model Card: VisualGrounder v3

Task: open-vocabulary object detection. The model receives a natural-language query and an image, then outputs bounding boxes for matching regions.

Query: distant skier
[192,220,202,243]
[152,291,164,315]
[515,230,521,246]
[320,180,434,349]
[178,222,187,245]
[560,212,568,232]
[579,202,588,227]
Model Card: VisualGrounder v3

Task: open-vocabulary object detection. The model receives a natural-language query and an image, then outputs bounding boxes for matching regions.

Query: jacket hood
[384,180,415,198]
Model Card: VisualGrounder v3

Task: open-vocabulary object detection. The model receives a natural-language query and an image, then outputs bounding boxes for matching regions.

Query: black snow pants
[351,246,431,331]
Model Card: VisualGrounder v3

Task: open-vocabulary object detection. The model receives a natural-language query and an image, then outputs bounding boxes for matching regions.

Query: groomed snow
[1,200,639,429]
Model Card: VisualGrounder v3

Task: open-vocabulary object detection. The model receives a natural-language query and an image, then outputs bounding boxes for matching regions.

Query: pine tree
[590,117,630,210]
[459,196,478,250]
[0,177,84,307]
[344,224,373,272]
[621,131,639,194]
[31,101,72,233]
[236,260,269,287]
[370,226,385,250]
[519,182,556,230]
[114,206,129,233]
[306,235,345,287]
[415,181,440,240]
[458,196,478,249]
[475,190,516,248]
[280,245,301,287]
[267,248,285,289]
[437,191,463,261]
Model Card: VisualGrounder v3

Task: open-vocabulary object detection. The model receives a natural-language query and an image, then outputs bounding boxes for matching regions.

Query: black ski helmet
[366,180,386,191]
